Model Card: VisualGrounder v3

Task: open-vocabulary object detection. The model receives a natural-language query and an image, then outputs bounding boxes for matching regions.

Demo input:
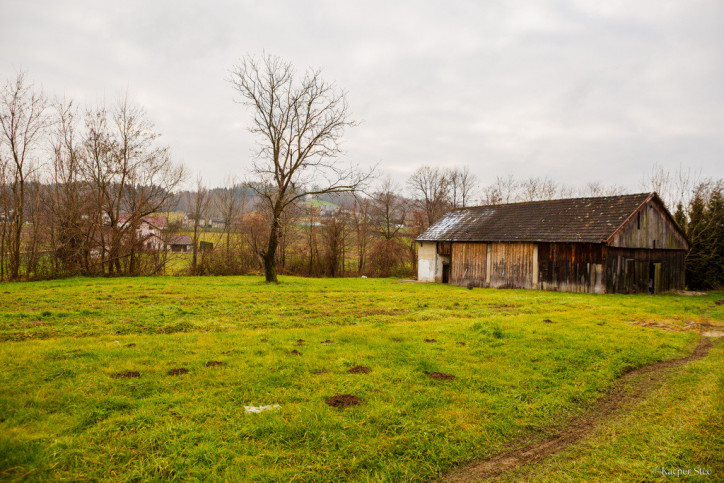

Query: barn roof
[417,193,657,243]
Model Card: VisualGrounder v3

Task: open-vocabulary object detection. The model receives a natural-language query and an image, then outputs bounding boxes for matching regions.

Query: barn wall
[450,242,487,287]
[537,243,605,294]
[488,242,535,289]
[609,199,688,250]
[418,242,449,282]
[450,242,535,289]
[417,242,437,282]
[605,247,686,294]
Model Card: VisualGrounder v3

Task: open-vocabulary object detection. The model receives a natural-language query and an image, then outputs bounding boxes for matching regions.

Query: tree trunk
[263,209,281,282]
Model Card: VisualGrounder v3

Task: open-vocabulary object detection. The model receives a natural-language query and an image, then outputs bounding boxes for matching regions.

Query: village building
[416,193,688,294]
[166,234,193,253]
[117,215,168,251]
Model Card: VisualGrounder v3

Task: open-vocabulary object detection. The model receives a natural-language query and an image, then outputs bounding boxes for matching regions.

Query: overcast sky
[2,0,723,193]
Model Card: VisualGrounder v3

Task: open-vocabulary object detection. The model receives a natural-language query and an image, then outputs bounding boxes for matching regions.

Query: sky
[1,0,723,193]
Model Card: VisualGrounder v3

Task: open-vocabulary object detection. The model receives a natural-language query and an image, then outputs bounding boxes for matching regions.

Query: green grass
[0,277,722,481]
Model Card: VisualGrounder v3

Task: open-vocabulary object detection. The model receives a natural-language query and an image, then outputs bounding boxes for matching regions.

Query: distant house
[211,219,225,230]
[166,234,193,253]
[416,193,688,294]
[118,215,168,251]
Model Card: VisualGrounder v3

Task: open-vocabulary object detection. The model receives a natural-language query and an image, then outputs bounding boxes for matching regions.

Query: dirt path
[443,337,713,482]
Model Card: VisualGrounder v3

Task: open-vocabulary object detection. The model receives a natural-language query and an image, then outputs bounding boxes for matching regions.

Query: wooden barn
[416,193,689,294]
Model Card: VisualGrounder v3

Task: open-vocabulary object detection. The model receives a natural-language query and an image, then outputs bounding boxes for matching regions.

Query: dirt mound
[715,300,724,306]
[321,339,333,344]
[325,394,361,408]
[424,338,437,343]
[443,337,713,482]
[125,343,136,347]
[168,368,189,376]
[348,366,371,374]
[543,319,553,323]
[205,361,224,367]
[290,350,302,356]
[296,339,305,346]
[112,371,140,379]
[429,372,455,380]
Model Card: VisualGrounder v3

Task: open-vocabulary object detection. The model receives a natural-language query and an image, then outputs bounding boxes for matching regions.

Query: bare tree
[448,166,478,208]
[351,194,372,275]
[0,72,48,279]
[519,176,558,202]
[372,176,407,241]
[191,176,209,275]
[407,165,450,226]
[580,182,625,198]
[81,97,184,275]
[230,53,371,282]
[482,174,518,205]
[215,177,247,271]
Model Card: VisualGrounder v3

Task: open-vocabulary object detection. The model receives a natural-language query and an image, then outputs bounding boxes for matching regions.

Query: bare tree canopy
[229,53,372,282]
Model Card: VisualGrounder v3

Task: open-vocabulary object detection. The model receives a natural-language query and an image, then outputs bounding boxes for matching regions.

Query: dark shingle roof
[416,193,653,243]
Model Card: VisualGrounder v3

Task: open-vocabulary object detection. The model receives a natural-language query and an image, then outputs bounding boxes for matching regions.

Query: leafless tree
[215,177,247,271]
[191,176,209,275]
[49,100,93,274]
[372,176,407,241]
[81,97,184,275]
[407,165,450,226]
[448,166,478,208]
[482,174,518,205]
[580,182,625,198]
[0,72,48,279]
[351,194,372,275]
[230,53,371,282]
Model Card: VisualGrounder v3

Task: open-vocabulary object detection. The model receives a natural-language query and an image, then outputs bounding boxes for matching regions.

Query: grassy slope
[0,277,721,481]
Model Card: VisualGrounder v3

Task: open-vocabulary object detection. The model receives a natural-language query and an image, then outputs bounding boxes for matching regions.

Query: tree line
[2,60,722,289]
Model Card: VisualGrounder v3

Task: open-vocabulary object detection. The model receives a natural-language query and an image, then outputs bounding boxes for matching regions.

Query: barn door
[442,263,450,284]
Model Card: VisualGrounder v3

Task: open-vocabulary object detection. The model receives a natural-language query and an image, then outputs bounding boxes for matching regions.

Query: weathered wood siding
[450,242,487,287]
[450,242,535,289]
[488,242,535,289]
[538,243,605,293]
[605,247,685,294]
[609,199,688,250]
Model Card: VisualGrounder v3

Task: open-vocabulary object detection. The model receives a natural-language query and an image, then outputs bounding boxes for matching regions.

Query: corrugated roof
[417,193,653,243]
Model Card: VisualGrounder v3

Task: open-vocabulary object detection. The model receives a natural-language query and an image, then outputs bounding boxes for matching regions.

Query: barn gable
[607,194,689,250]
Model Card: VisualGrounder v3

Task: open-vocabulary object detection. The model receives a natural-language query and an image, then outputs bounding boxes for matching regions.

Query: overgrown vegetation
[0,276,721,480]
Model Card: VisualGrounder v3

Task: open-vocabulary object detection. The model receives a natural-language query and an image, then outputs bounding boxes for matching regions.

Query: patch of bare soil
[543,319,554,324]
[290,350,302,356]
[296,339,305,346]
[429,372,456,380]
[392,338,403,343]
[125,343,136,347]
[673,290,709,296]
[260,338,268,343]
[715,300,724,306]
[168,368,189,376]
[205,361,224,367]
[325,394,361,408]
[348,366,371,374]
[424,339,437,343]
[321,339,333,344]
[112,371,140,379]
[456,342,466,346]
[442,337,713,482]
[312,368,328,375]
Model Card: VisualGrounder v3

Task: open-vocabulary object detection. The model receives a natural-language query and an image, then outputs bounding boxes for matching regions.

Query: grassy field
[0,276,722,481]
